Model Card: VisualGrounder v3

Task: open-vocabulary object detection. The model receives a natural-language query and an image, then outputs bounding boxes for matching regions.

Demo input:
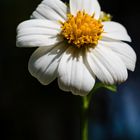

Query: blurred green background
[0,0,140,140]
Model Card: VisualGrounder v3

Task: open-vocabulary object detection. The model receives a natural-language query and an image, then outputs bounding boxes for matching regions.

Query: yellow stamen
[60,11,103,48]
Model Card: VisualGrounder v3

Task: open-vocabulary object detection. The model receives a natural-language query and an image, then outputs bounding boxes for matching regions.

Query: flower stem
[81,96,90,140]
[80,83,117,140]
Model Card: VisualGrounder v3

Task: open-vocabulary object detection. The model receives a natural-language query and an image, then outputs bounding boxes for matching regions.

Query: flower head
[16,0,136,96]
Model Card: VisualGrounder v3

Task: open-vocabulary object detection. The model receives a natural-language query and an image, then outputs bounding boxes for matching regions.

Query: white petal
[58,47,95,96]
[99,40,137,71]
[42,0,68,19]
[102,21,131,42]
[28,42,67,85]
[17,35,62,47]
[70,0,101,19]
[17,19,61,30]
[16,19,62,47]
[32,0,68,22]
[86,44,128,84]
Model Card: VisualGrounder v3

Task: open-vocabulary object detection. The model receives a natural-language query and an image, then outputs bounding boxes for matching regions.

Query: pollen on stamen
[60,11,103,48]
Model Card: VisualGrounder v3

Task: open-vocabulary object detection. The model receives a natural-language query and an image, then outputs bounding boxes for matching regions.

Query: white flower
[16,0,136,96]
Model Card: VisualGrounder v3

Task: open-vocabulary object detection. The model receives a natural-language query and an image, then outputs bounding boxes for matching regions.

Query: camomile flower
[16,0,136,96]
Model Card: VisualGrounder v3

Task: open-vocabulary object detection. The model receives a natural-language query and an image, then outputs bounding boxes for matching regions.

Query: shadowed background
[0,0,140,140]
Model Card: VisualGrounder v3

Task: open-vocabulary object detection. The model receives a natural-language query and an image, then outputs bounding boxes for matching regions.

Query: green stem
[80,82,117,140]
[81,96,90,140]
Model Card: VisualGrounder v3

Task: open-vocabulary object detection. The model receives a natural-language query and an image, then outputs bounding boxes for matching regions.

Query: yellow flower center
[61,11,103,48]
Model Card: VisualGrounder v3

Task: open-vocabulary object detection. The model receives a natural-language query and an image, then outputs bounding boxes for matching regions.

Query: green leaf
[103,84,117,92]
[91,82,117,93]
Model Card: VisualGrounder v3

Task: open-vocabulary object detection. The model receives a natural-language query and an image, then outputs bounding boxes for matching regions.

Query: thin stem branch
[81,96,90,140]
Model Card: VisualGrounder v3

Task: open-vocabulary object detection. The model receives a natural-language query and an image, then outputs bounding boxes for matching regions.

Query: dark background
[0,0,140,140]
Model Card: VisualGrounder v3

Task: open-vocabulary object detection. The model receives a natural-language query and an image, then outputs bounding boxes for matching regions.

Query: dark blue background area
[0,0,140,140]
